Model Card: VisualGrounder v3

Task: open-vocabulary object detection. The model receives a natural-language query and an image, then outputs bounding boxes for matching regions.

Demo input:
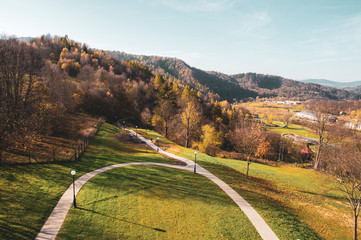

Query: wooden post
[53,149,55,162]
[28,149,31,163]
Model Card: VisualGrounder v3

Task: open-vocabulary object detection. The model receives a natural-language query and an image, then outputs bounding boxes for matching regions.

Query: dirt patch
[114,133,148,148]
[114,133,187,166]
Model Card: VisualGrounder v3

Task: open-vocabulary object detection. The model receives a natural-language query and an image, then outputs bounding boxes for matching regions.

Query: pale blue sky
[1,0,361,81]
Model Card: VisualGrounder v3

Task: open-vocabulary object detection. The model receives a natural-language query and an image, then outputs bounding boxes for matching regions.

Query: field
[57,165,260,239]
[1,123,358,240]
[138,129,357,240]
[267,121,318,139]
[0,124,172,239]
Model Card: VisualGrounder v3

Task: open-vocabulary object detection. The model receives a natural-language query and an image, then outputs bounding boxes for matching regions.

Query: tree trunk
[185,119,190,148]
[246,156,250,178]
[165,122,168,138]
[355,212,358,240]
[0,151,3,165]
[314,144,322,170]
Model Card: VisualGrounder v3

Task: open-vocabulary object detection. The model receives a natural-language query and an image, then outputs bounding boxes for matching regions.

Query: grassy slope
[1,123,262,240]
[0,124,173,240]
[57,165,261,240]
[267,121,318,139]
[139,129,356,240]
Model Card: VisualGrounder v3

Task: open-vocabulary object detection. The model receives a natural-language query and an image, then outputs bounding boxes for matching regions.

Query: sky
[1,0,361,82]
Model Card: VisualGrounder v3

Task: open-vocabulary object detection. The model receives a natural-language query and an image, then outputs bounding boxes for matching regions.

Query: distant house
[301,146,313,155]
[295,111,317,121]
[345,122,361,130]
[328,116,338,123]
[295,111,338,123]
[264,100,302,105]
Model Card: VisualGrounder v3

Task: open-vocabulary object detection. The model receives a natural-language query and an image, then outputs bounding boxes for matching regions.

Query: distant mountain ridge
[108,51,257,101]
[108,51,360,101]
[301,79,361,88]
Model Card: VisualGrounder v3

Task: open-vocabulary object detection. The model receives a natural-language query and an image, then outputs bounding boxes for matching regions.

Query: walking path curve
[36,130,279,240]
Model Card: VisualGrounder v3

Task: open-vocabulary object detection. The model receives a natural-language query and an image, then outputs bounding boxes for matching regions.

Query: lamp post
[157,137,159,152]
[71,170,77,208]
[135,126,138,137]
[194,152,197,174]
[123,121,125,129]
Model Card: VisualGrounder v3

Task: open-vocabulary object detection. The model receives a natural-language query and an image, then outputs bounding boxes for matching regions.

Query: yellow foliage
[256,138,271,158]
[266,114,273,125]
[106,91,113,97]
[198,124,223,152]
[151,114,165,127]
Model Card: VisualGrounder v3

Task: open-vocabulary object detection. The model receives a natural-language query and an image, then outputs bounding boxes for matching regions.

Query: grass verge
[0,123,171,240]
[57,165,261,240]
[138,128,356,240]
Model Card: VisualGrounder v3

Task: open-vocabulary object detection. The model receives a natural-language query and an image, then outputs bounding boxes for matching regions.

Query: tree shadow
[76,207,166,232]
[198,161,323,239]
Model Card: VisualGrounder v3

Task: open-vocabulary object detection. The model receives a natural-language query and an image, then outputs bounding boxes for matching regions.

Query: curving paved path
[36,130,279,240]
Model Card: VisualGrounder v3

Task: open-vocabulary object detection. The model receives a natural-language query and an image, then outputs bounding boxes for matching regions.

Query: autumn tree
[154,74,165,90]
[152,99,176,137]
[211,101,223,126]
[197,124,223,155]
[228,120,269,178]
[181,96,201,148]
[324,143,361,240]
[0,37,44,163]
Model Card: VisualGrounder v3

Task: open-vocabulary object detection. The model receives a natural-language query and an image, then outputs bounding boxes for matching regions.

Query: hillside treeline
[1,35,290,164]
[109,52,359,101]
[0,35,156,162]
[108,51,257,102]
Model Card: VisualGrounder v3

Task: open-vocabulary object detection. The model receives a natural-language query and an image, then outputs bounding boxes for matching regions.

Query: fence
[67,120,104,162]
[2,119,104,165]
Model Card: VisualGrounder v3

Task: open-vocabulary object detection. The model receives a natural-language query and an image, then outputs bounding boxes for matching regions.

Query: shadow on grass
[77,207,167,232]
[0,124,174,240]
[297,189,346,202]
[84,166,234,206]
[198,160,322,240]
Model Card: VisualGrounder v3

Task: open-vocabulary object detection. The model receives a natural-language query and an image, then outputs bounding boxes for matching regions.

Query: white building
[295,111,317,121]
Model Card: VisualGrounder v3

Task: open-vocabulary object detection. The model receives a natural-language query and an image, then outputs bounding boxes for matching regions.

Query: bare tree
[325,143,361,240]
[0,38,33,162]
[282,111,293,127]
[228,120,269,178]
[307,102,332,170]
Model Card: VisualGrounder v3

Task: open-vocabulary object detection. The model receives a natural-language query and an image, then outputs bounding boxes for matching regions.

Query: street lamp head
[195,151,197,155]
[157,137,159,140]
[71,170,76,176]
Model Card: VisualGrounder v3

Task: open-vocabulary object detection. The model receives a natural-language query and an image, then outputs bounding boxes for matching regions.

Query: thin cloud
[230,11,273,38]
[156,0,236,12]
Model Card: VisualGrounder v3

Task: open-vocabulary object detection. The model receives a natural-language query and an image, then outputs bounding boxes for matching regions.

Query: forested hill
[109,51,360,101]
[230,73,359,100]
[107,51,257,101]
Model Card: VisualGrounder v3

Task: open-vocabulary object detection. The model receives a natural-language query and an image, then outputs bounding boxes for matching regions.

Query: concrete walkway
[130,130,279,240]
[36,130,279,240]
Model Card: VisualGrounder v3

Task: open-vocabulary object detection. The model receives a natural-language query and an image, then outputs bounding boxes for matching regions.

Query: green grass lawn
[138,129,356,240]
[57,165,261,240]
[267,122,318,139]
[0,123,172,240]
